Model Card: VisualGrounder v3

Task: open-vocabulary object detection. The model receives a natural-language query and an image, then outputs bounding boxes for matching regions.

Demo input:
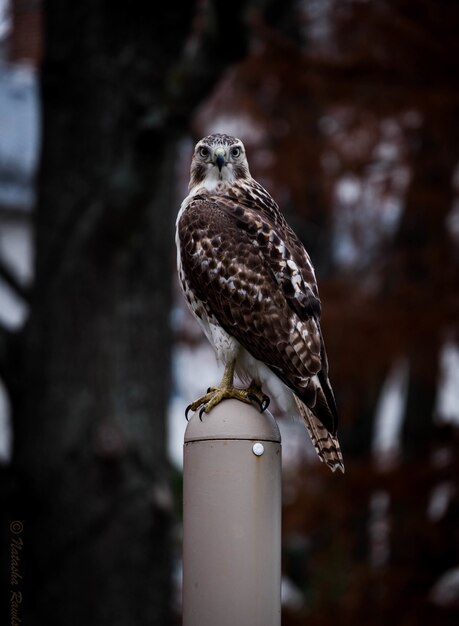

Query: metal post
[182,398,282,626]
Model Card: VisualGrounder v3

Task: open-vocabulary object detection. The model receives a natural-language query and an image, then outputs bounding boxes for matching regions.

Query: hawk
[176,133,344,473]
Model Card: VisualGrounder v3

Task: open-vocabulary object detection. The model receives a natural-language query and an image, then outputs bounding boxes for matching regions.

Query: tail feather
[294,395,345,473]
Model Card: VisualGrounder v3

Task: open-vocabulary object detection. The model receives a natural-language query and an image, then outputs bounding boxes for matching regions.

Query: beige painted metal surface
[182,399,282,626]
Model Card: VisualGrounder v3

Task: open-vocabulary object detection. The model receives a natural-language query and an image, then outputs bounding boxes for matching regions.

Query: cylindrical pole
[182,398,282,626]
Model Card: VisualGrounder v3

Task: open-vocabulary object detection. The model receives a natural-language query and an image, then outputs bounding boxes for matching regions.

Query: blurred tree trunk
[391,106,458,459]
[10,3,194,626]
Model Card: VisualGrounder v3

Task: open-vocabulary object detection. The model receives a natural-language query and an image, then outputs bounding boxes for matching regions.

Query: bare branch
[142,0,253,133]
[0,258,30,303]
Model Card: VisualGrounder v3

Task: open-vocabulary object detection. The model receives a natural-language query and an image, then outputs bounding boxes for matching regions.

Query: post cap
[184,399,281,443]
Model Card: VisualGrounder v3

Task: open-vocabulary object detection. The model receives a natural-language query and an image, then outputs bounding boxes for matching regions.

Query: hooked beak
[214,147,226,172]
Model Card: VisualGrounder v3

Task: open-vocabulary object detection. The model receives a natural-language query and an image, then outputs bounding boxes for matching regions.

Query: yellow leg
[185,362,270,419]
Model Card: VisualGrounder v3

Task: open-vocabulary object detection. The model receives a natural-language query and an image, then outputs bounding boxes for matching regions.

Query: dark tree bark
[12,4,192,625]
[390,106,459,459]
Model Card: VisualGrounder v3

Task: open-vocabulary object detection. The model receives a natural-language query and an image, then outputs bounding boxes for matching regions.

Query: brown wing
[178,193,338,435]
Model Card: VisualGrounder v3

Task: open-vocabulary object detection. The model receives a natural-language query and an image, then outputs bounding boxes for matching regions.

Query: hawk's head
[189,133,251,192]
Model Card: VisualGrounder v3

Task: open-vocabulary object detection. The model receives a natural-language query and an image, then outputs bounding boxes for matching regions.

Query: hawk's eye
[230,146,241,158]
[199,146,210,158]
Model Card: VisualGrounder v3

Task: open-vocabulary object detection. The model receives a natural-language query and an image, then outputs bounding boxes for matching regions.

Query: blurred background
[1,1,458,625]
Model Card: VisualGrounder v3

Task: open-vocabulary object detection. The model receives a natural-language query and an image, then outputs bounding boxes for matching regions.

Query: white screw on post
[182,398,282,626]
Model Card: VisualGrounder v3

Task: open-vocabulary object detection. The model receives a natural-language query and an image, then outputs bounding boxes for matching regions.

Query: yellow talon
[184,362,270,419]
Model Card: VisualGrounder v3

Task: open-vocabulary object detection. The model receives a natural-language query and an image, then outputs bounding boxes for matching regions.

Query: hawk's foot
[185,383,270,420]
[246,381,270,413]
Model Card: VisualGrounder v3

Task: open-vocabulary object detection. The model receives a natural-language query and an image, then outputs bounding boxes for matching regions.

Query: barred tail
[294,395,345,473]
